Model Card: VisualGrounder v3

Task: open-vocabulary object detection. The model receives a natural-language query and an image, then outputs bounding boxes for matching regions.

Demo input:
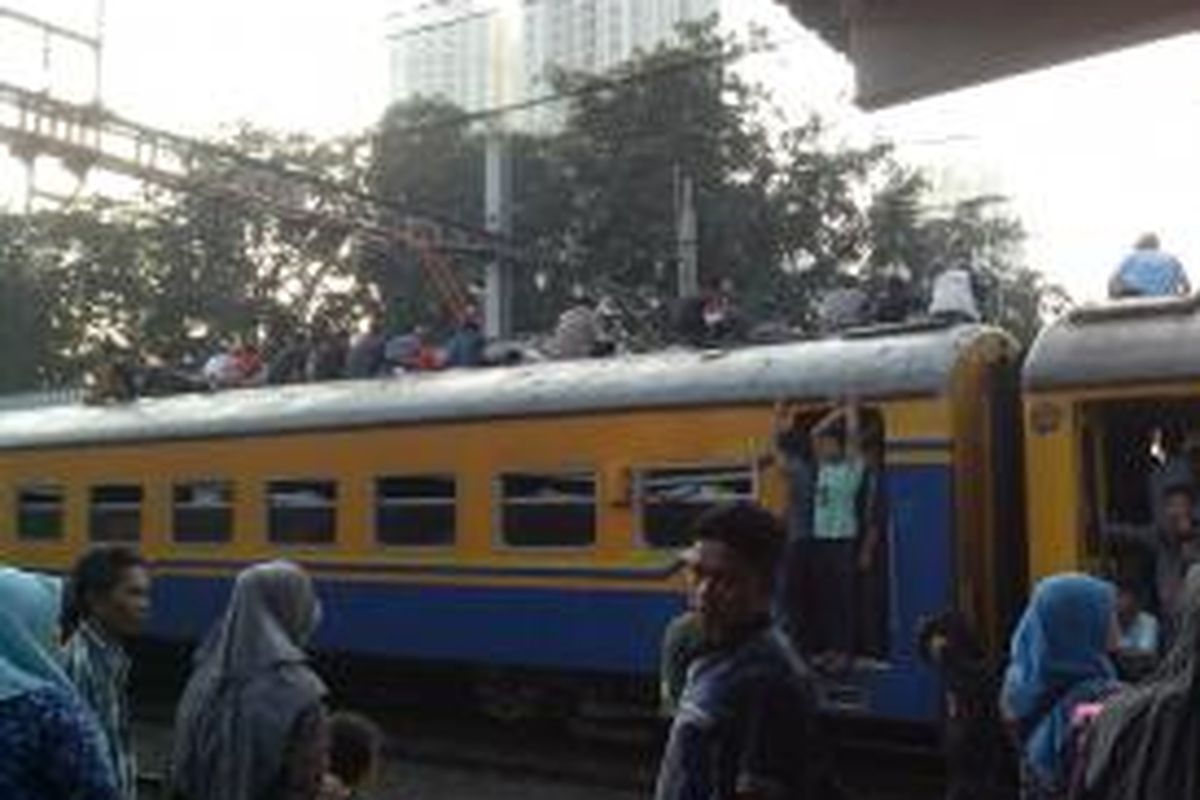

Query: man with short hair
[1112,483,1200,649]
[63,545,152,800]
[654,502,844,800]
[1108,232,1190,299]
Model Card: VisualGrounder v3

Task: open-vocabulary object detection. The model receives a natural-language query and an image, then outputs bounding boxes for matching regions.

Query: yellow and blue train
[1,297,1195,725]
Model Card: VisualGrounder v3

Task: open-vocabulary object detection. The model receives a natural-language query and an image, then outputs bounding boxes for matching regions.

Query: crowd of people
[656,398,1200,800]
[2,495,1199,799]
[86,258,997,406]
[0,549,382,800]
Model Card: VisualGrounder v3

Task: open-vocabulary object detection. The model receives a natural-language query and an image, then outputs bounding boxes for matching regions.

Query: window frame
[171,478,236,545]
[373,474,458,549]
[633,461,760,550]
[14,482,66,542]
[264,477,339,547]
[494,469,599,551]
[88,483,144,543]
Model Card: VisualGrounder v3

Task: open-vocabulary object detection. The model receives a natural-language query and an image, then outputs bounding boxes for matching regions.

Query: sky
[2,0,1199,303]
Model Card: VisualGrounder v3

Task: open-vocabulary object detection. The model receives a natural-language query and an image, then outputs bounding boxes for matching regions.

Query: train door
[1079,396,1200,576]
[986,355,1027,647]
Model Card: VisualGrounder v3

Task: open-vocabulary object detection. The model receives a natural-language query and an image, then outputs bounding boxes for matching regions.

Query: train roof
[1024,295,1200,392]
[0,323,1006,450]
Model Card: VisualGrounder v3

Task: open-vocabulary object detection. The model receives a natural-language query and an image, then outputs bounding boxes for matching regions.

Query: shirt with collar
[62,621,136,800]
[654,621,840,800]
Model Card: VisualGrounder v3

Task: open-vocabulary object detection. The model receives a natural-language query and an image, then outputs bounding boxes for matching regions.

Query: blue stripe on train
[148,575,687,674]
[146,463,955,723]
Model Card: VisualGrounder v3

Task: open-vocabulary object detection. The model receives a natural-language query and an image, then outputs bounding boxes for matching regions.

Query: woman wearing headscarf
[1001,574,1121,800]
[171,560,328,800]
[1073,564,1200,800]
[0,566,120,800]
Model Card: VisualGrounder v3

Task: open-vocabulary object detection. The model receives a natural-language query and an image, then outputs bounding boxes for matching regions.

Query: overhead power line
[377,30,810,138]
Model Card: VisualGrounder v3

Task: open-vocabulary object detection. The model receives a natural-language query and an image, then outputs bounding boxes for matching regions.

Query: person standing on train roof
[1000,574,1122,800]
[171,560,328,800]
[62,545,151,800]
[1108,233,1191,299]
[654,502,847,800]
[0,566,121,800]
[808,399,867,673]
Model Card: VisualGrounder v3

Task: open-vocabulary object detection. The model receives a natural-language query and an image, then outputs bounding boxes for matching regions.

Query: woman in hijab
[171,560,328,800]
[0,566,120,800]
[1001,574,1121,800]
[1073,564,1200,800]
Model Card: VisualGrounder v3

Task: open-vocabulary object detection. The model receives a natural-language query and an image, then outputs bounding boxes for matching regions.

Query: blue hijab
[0,566,73,702]
[1002,573,1118,787]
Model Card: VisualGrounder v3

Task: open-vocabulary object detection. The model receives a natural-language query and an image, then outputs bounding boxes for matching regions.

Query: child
[1113,580,1160,681]
[807,400,865,671]
[324,712,384,800]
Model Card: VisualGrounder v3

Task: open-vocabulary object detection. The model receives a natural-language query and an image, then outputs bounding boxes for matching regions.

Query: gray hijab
[171,560,326,800]
[1079,565,1200,800]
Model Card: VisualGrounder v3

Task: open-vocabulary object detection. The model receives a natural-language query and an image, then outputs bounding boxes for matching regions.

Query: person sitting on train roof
[1107,483,1200,647]
[548,289,603,360]
[345,321,387,379]
[654,502,848,800]
[0,566,120,800]
[1107,233,1190,299]
[1073,564,1200,800]
[308,328,350,381]
[929,267,982,324]
[385,326,439,373]
[816,274,870,334]
[1000,574,1122,800]
[61,546,152,800]
[443,306,485,368]
[171,560,328,800]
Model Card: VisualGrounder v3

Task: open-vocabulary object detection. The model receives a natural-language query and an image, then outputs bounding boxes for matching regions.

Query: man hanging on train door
[807,399,867,673]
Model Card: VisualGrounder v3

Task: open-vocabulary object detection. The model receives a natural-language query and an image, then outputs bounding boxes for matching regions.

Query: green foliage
[0,24,1065,392]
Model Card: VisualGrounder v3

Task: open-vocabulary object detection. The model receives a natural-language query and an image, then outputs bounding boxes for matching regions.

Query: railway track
[131,647,945,799]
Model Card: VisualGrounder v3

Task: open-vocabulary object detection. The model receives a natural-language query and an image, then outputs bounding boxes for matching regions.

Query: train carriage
[0,321,1020,724]
[1024,295,1200,582]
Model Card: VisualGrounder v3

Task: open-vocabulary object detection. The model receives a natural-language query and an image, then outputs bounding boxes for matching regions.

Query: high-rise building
[520,0,720,129]
[386,0,516,115]
[386,0,720,129]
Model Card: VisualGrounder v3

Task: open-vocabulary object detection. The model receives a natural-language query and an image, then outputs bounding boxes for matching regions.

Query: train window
[375,475,456,546]
[89,485,143,543]
[637,465,756,549]
[499,472,596,548]
[267,480,337,545]
[16,485,65,541]
[173,481,234,544]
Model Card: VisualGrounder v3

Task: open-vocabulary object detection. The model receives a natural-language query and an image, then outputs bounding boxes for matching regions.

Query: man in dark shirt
[655,502,843,800]
[1111,484,1200,642]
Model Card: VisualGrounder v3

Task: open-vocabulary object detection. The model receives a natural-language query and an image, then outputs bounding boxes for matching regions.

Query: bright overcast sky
[2,0,1199,304]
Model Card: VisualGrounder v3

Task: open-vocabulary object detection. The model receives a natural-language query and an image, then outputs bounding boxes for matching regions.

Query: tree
[0,27,1067,394]
[0,127,380,392]
[864,179,1069,345]
[0,214,66,390]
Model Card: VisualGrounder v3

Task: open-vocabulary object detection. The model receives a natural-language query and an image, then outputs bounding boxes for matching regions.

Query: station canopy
[779,0,1200,108]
